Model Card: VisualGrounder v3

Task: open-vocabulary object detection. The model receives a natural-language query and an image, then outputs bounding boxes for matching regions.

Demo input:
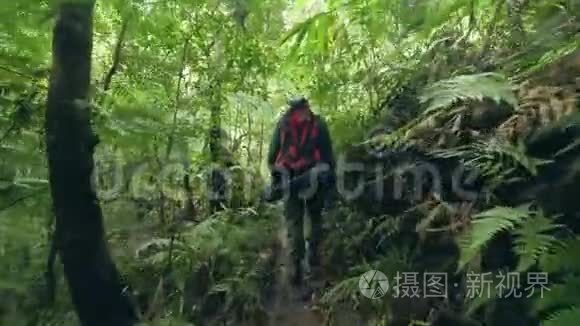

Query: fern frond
[542,306,580,326]
[377,244,417,277]
[432,138,551,193]
[480,139,552,176]
[320,276,361,307]
[513,211,563,272]
[369,71,516,147]
[535,276,580,314]
[457,205,532,271]
[539,237,580,274]
[420,73,518,114]
[516,37,580,81]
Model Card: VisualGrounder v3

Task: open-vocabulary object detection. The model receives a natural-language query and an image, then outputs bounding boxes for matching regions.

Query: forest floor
[265,213,365,326]
[266,213,326,326]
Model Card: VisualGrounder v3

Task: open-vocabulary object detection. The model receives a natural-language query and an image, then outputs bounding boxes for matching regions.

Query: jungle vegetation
[0,0,579,325]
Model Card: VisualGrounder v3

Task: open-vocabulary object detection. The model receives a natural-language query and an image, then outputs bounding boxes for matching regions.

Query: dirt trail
[264,211,367,326]
[267,213,326,326]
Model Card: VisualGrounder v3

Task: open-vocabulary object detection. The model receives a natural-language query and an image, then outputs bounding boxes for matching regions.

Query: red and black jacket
[267,109,335,175]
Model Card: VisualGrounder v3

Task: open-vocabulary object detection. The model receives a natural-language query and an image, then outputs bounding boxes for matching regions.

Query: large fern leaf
[420,72,518,114]
[457,205,532,271]
[374,73,519,149]
[432,139,552,195]
[476,139,552,177]
[513,212,563,272]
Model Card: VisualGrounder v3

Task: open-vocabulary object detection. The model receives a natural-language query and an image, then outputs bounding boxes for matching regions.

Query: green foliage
[132,207,277,322]
[458,205,579,324]
[456,205,564,273]
[433,138,553,195]
[535,276,580,315]
[1,0,579,324]
[533,239,580,323]
[369,72,519,149]
[542,306,580,326]
[516,37,580,80]
[420,73,518,113]
[457,205,533,271]
[513,211,563,272]
[539,237,580,274]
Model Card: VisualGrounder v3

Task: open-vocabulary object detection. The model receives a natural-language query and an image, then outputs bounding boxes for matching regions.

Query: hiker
[267,97,336,289]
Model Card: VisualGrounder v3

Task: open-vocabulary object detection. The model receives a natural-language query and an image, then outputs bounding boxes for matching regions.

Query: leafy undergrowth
[1,0,580,325]
[128,207,280,325]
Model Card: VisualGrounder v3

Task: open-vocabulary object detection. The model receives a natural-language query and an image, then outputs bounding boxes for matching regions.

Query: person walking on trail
[266,96,336,291]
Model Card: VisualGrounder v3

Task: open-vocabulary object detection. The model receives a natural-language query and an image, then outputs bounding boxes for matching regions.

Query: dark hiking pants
[284,189,324,281]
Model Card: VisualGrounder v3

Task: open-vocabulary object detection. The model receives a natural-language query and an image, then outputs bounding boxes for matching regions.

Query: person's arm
[267,121,281,169]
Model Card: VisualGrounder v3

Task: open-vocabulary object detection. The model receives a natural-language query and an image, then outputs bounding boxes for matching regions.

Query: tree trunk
[44,2,136,326]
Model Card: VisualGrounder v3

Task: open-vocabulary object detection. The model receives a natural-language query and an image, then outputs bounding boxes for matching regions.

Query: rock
[466,99,513,130]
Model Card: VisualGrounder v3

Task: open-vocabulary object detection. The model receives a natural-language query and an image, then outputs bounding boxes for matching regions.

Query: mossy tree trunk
[44,2,136,325]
